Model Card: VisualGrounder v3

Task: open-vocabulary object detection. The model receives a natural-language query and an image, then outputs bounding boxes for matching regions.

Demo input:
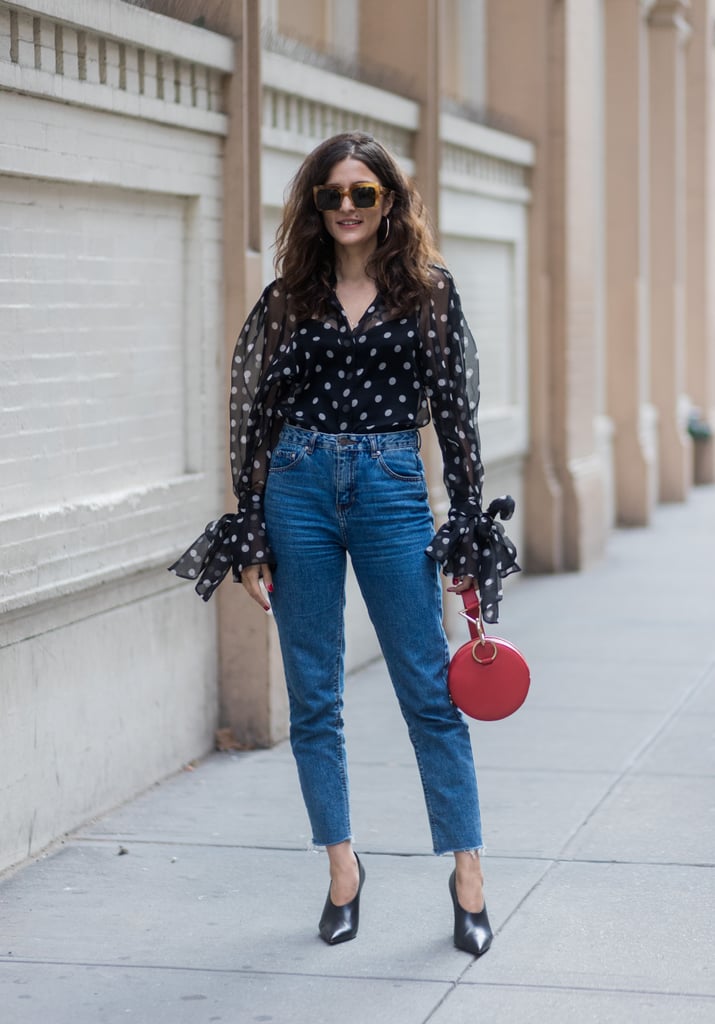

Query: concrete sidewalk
[1,487,714,1023]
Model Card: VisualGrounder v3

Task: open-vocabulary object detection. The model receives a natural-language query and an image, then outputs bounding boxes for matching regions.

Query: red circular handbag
[448,590,530,721]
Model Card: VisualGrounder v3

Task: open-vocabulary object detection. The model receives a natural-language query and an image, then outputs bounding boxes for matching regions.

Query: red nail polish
[263,604,271,612]
[267,584,274,593]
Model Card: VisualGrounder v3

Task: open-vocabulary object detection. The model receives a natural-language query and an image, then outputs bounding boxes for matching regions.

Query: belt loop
[306,431,317,454]
[369,435,378,458]
[416,429,422,451]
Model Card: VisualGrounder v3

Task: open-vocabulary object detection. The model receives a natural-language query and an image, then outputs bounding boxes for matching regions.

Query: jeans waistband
[280,423,420,452]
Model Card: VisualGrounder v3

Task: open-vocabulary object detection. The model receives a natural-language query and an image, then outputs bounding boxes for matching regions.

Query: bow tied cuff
[168,508,274,602]
[424,494,521,623]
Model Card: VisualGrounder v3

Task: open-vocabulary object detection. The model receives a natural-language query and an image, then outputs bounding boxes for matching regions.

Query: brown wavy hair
[274,132,443,321]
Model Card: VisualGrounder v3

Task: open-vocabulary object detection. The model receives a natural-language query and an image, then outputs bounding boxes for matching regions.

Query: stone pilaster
[487,0,609,570]
[485,0,564,571]
[603,0,658,524]
[685,0,715,482]
[648,0,693,500]
[217,0,288,747]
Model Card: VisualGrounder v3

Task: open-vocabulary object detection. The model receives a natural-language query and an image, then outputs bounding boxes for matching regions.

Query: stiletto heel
[318,854,365,945]
[448,869,493,956]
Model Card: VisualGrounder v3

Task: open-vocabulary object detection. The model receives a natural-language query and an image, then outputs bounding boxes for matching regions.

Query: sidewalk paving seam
[3,956,714,1001]
[0,957,460,986]
[453,980,715,999]
[66,837,715,870]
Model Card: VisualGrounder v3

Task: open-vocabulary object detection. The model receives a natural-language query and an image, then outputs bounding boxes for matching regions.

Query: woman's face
[318,157,394,252]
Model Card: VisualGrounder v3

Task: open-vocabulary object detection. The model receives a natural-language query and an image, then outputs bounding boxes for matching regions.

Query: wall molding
[0,0,232,133]
[440,113,534,202]
[262,49,418,172]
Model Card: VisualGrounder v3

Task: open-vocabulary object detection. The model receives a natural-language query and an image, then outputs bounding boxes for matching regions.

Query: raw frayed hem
[306,835,354,853]
[436,845,486,857]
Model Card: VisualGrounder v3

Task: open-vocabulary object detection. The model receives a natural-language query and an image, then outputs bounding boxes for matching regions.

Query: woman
[170,132,519,954]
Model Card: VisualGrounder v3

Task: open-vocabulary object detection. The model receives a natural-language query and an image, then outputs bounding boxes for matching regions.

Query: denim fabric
[264,424,483,855]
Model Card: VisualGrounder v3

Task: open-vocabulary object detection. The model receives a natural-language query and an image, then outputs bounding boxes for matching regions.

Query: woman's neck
[334,243,376,285]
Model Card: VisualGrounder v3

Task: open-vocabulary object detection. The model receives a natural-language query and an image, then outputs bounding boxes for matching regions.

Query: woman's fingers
[446,575,476,594]
[242,564,272,612]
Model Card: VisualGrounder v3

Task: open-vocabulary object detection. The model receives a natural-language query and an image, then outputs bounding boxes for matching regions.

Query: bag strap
[459,589,484,642]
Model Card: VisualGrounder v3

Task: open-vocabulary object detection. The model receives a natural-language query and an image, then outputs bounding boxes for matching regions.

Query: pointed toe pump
[449,869,493,957]
[318,854,366,945]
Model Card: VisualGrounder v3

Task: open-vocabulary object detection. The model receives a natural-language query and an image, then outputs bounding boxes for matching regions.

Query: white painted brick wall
[0,94,225,613]
[0,178,188,514]
[442,235,516,410]
[440,187,530,468]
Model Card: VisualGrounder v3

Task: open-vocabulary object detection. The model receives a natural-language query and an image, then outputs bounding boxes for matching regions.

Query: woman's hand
[242,563,274,612]
[447,575,475,595]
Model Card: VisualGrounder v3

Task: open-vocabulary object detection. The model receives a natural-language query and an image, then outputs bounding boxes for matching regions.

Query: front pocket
[376,449,424,483]
[269,445,308,473]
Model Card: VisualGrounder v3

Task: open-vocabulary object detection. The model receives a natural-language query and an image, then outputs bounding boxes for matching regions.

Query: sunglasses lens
[314,184,384,211]
[352,185,379,208]
[315,187,342,211]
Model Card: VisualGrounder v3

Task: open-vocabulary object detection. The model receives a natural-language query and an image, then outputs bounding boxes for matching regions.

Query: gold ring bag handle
[458,590,498,665]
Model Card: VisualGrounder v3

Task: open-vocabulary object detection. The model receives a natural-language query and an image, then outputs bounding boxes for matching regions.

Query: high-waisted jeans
[263,424,483,855]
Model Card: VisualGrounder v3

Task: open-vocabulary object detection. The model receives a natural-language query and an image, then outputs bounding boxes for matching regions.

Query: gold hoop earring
[380,216,391,243]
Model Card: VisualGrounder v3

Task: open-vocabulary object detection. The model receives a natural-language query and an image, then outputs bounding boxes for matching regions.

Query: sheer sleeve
[420,267,520,622]
[169,280,300,600]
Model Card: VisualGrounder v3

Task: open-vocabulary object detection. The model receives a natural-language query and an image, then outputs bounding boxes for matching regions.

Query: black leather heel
[449,869,493,957]
[318,854,365,945]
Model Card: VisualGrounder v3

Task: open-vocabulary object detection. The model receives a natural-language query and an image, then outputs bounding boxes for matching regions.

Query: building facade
[1,0,713,872]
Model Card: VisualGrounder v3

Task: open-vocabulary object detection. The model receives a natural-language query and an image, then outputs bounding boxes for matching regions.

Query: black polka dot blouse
[170,266,520,622]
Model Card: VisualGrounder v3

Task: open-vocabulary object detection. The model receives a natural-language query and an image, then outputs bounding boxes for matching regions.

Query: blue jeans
[264,424,483,855]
